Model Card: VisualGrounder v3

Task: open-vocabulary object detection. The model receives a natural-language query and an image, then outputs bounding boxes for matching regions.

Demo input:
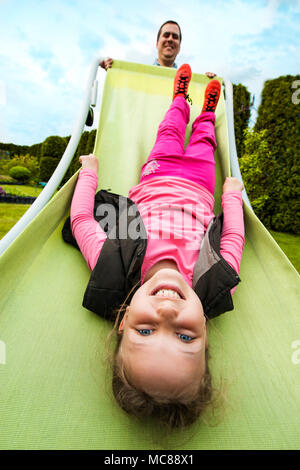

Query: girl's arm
[70,155,107,271]
[220,178,245,293]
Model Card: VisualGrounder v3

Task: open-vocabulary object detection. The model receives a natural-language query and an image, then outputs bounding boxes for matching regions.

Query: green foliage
[61,130,96,185]
[41,135,67,160]
[240,127,300,234]
[0,154,39,179]
[252,74,300,234]
[86,129,96,154]
[233,83,251,158]
[0,142,43,162]
[240,129,274,227]
[1,128,96,185]
[9,166,31,183]
[0,142,30,157]
[0,174,14,183]
[40,136,67,181]
[29,142,43,160]
[39,157,59,182]
[0,129,97,185]
[75,131,90,162]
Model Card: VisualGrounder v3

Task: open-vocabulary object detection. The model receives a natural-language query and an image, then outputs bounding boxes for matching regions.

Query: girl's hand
[79,154,99,173]
[206,72,216,78]
[223,177,244,193]
[99,57,113,71]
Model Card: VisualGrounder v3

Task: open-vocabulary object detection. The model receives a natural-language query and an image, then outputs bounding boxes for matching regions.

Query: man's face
[156,23,181,65]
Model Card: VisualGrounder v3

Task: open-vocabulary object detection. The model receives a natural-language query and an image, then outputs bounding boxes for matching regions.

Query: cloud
[0,0,299,145]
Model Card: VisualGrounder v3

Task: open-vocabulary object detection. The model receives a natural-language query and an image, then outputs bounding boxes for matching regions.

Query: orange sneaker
[173,64,192,103]
[202,80,221,113]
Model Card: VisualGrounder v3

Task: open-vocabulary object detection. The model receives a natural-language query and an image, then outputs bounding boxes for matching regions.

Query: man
[100,20,215,78]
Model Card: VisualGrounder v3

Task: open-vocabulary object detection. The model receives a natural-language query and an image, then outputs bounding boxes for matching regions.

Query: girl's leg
[140,96,189,179]
[140,64,192,181]
[148,96,189,159]
[183,111,217,194]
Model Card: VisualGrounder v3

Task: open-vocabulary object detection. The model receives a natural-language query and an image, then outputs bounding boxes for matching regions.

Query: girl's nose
[156,302,178,319]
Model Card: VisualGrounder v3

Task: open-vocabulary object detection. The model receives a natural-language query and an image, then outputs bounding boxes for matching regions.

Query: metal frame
[223,79,252,209]
[0,56,103,256]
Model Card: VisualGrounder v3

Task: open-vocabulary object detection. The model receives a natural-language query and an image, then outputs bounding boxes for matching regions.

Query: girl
[64,64,245,428]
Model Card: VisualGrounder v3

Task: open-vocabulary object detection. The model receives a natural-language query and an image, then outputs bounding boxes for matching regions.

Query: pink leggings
[140,96,217,195]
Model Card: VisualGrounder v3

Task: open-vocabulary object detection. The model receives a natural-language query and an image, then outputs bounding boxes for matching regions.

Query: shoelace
[174,75,193,104]
[205,91,218,111]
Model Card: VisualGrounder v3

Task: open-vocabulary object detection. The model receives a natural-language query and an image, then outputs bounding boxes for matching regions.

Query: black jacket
[62,189,241,321]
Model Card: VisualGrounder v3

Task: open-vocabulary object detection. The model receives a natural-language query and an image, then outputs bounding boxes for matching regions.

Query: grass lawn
[0,201,299,274]
[0,203,30,239]
[269,230,300,273]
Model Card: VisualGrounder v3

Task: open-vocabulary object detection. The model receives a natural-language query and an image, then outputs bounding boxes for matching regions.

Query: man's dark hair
[157,21,182,43]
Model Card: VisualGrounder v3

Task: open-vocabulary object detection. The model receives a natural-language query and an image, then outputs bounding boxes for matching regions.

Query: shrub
[240,127,300,234]
[9,166,31,183]
[252,74,300,234]
[39,136,67,181]
[0,154,39,179]
[0,174,14,183]
[39,157,58,182]
[240,129,273,226]
[233,83,251,158]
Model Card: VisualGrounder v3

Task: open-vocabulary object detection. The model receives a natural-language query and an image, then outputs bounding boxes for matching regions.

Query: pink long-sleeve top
[70,169,245,293]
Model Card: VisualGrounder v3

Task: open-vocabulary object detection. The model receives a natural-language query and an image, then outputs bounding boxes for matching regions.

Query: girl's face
[118,268,208,399]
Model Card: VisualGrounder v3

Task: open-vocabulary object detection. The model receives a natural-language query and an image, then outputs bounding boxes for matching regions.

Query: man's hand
[99,57,113,71]
[223,177,244,193]
[79,154,99,173]
[205,72,216,78]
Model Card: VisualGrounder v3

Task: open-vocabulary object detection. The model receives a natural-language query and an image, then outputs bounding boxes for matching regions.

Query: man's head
[156,21,181,67]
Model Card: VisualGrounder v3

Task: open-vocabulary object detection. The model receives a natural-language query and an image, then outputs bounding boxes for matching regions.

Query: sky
[0,0,299,146]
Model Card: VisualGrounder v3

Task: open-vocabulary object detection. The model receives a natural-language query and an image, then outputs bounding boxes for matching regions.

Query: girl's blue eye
[178,333,193,342]
[137,329,153,336]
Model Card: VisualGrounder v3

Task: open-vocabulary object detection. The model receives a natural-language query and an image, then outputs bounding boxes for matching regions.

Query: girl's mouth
[150,285,185,300]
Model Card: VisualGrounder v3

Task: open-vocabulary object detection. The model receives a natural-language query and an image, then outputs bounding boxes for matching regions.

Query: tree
[39,136,67,182]
[86,129,96,154]
[233,83,251,158]
[29,142,43,161]
[253,75,300,234]
[240,129,274,228]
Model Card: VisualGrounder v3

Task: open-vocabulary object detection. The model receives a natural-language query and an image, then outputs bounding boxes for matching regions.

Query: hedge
[242,75,300,234]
